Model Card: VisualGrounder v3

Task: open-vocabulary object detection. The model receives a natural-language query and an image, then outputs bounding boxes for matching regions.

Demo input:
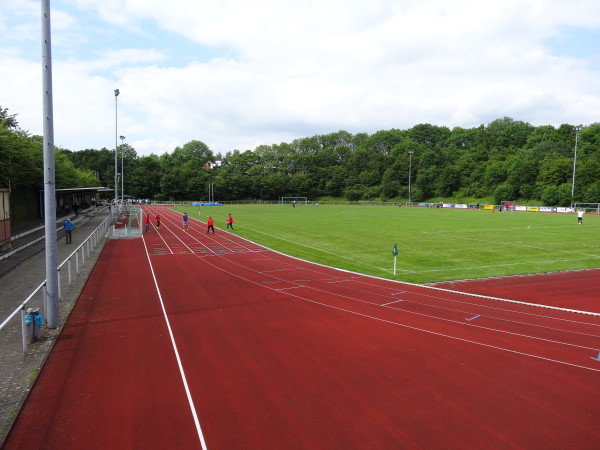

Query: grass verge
[174,204,600,283]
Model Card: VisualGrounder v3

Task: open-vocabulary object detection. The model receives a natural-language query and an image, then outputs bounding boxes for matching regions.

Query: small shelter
[39,187,113,218]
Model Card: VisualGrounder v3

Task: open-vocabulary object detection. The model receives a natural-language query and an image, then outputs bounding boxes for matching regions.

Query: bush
[493,183,516,204]
[344,185,366,201]
[381,180,401,199]
[409,186,424,202]
[557,183,573,206]
[541,185,559,206]
[362,185,381,200]
[583,182,600,202]
[518,184,535,199]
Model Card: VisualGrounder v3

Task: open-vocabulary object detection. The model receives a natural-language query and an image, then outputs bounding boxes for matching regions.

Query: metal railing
[111,205,142,237]
[0,214,113,353]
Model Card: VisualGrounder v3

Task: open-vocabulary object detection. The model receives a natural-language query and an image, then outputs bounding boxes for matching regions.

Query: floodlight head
[114,89,120,97]
[120,135,126,140]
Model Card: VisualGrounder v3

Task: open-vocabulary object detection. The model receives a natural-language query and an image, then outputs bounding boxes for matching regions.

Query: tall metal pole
[571,125,582,209]
[120,135,125,203]
[41,0,59,328]
[114,89,120,206]
[408,151,413,205]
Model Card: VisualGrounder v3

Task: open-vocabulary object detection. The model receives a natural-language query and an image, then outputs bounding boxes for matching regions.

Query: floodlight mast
[41,0,59,328]
[408,150,414,204]
[570,125,582,209]
[114,89,120,207]
[120,135,125,203]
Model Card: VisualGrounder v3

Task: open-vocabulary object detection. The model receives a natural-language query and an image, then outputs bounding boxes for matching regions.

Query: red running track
[4,205,600,449]
[433,270,600,314]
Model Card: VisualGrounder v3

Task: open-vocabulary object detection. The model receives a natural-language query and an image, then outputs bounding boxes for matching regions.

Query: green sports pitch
[175,204,600,284]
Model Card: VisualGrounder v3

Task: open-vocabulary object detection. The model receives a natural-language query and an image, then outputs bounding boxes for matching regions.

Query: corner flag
[392,244,398,257]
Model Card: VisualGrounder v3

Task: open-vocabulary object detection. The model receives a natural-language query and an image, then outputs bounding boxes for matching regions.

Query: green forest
[2,106,600,216]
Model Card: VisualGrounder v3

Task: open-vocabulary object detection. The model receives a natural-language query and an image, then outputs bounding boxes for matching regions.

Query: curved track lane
[5,205,600,449]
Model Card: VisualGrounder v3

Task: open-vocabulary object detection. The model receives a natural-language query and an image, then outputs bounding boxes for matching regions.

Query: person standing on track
[226,213,234,231]
[145,214,151,233]
[64,217,74,244]
[207,216,215,234]
[182,213,189,231]
[156,214,161,229]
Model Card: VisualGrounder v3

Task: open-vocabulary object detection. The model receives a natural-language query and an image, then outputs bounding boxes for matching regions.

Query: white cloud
[2,0,600,156]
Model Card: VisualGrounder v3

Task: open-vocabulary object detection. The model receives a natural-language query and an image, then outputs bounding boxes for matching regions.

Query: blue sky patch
[546,26,600,61]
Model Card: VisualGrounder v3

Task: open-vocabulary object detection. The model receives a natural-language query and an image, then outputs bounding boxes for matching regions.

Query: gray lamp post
[120,135,125,204]
[408,150,414,204]
[114,89,120,207]
[570,125,582,209]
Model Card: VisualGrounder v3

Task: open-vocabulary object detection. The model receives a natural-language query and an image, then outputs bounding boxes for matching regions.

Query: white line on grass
[424,232,600,259]
[237,226,414,273]
[412,257,599,274]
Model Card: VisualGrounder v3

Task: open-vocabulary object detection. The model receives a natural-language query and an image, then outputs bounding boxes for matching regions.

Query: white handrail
[0,281,46,331]
[0,215,112,342]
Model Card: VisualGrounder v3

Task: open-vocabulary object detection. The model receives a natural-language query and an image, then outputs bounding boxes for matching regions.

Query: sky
[1,0,600,157]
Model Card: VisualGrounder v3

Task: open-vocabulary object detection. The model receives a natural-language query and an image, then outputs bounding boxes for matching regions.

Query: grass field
[174,204,600,284]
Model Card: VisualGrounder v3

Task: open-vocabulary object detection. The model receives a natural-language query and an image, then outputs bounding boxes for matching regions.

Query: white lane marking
[142,234,208,450]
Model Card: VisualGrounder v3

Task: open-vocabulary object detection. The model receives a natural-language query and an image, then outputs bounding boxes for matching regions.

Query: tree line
[1,107,98,222]
[2,106,600,218]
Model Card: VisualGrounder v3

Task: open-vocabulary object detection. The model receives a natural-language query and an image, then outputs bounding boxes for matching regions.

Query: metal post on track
[68,258,72,284]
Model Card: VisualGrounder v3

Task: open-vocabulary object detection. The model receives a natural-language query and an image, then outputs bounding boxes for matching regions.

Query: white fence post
[21,309,27,354]
[57,267,62,302]
[42,283,48,325]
